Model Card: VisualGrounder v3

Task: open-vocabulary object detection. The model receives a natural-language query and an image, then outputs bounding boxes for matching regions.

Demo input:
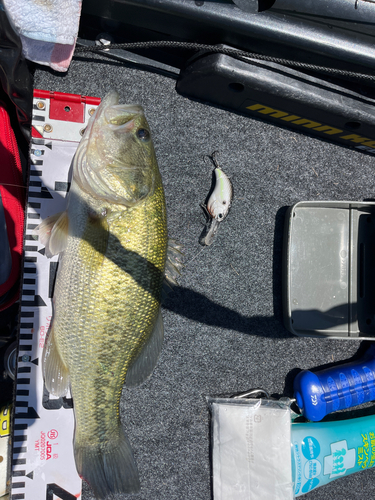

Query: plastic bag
[207,397,294,500]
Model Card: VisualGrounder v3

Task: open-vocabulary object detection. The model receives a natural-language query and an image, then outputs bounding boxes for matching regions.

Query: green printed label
[292,418,375,497]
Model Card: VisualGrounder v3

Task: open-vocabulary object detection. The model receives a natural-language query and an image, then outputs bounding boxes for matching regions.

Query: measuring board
[11,90,101,500]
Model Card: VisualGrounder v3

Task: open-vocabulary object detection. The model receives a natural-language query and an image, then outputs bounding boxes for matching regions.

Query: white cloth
[3,0,82,72]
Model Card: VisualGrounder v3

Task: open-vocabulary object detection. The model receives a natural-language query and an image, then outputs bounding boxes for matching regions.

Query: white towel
[3,0,82,72]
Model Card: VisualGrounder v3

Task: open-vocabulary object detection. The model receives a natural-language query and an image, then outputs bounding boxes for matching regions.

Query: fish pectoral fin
[35,211,69,257]
[126,308,164,387]
[162,239,184,298]
[42,326,70,397]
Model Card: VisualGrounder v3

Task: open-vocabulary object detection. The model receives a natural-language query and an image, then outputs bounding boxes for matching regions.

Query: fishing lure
[199,152,233,246]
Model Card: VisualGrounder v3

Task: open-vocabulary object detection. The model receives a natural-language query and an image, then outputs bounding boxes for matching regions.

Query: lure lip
[199,217,219,246]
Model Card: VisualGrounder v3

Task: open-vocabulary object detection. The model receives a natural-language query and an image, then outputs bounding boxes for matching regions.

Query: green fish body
[39,91,168,498]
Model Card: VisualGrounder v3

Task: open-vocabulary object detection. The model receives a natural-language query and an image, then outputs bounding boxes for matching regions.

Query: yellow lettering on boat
[245,102,375,154]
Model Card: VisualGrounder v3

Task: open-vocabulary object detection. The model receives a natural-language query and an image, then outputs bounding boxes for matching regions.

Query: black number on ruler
[46,483,76,500]
[42,386,73,410]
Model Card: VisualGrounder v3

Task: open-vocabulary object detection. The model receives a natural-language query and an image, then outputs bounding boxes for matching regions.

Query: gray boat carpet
[33,50,375,499]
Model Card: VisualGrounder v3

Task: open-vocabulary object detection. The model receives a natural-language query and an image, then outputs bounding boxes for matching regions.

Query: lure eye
[218,213,223,219]
[136,128,150,141]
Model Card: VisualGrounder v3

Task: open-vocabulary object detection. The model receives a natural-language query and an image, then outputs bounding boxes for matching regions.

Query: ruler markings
[12,470,26,477]
[11,94,96,499]
[18,343,32,350]
[14,402,30,408]
[21,296,47,307]
[13,435,27,442]
[14,424,28,431]
[16,378,31,385]
[26,213,40,220]
[12,459,26,465]
[15,391,29,397]
[32,138,45,145]
[22,268,37,274]
[19,335,33,341]
[13,446,27,455]
[32,114,45,122]
[20,311,34,317]
[22,260,37,266]
[27,201,41,208]
[23,279,36,285]
[17,367,31,374]
[23,246,38,253]
[11,481,26,488]
[20,322,34,328]
[15,403,29,411]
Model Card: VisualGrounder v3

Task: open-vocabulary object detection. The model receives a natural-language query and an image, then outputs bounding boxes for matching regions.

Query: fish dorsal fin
[42,326,70,397]
[35,211,69,257]
[126,308,164,387]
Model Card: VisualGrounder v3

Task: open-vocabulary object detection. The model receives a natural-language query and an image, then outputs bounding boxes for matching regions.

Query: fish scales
[39,91,169,498]
[56,184,166,436]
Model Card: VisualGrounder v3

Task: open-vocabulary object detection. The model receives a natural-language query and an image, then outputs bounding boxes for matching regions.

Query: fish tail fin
[74,426,140,498]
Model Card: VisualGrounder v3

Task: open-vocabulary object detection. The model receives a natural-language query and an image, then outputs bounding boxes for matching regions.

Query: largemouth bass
[37,91,173,498]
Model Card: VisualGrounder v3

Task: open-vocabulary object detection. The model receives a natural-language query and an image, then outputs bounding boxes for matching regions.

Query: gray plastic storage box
[283,201,375,339]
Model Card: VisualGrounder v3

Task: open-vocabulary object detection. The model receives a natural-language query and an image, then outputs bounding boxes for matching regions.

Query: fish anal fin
[35,211,69,257]
[126,309,164,387]
[42,326,70,397]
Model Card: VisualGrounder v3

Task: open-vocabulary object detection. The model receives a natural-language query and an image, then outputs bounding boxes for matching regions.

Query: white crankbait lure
[200,152,233,246]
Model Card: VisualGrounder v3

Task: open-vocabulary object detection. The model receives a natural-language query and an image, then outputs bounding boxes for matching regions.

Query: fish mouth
[105,104,144,132]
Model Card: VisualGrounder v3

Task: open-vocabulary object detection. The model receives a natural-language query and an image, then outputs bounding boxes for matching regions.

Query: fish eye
[136,128,150,141]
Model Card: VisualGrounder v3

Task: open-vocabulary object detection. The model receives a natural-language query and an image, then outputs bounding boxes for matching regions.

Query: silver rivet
[34,149,42,156]
[22,354,30,362]
[36,101,45,110]
[43,124,53,133]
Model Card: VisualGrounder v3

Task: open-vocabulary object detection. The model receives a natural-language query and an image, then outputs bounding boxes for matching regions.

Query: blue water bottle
[294,344,375,421]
